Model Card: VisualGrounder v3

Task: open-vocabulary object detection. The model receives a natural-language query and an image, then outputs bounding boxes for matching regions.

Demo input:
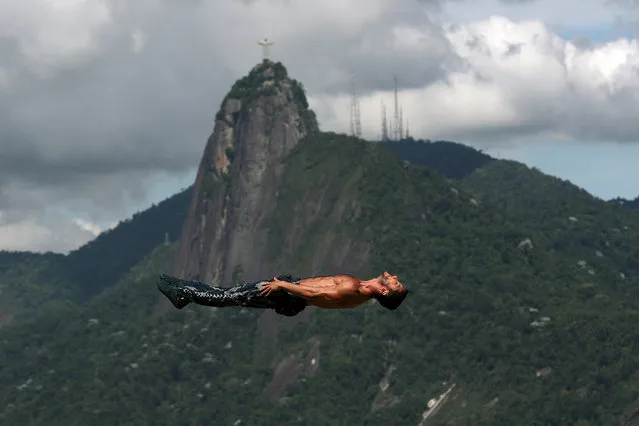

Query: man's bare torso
[297,275,370,308]
[260,271,407,310]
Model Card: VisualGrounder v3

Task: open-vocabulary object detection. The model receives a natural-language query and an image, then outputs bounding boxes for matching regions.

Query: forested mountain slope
[462,160,639,282]
[3,135,639,425]
[609,196,639,210]
[382,139,494,179]
[3,59,639,426]
[0,187,192,328]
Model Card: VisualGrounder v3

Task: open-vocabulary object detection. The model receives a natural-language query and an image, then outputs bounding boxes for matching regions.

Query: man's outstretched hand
[260,277,285,296]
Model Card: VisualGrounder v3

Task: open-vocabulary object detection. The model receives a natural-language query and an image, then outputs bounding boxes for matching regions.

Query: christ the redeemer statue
[157,272,409,317]
[257,38,274,60]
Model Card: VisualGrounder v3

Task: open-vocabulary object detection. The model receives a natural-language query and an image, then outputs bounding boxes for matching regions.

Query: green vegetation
[224,61,308,114]
[610,196,639,210]
[0,186,192,326]
[224,146,235,163]
[2,135,639,425]
[290,79,318,133]
[263,133,368,271]
[199,169,228,199]
[62,186,192,303]
[462,160,639,281]
[382,139,494,179]
[0,252,73,324]
[216,60,318,133]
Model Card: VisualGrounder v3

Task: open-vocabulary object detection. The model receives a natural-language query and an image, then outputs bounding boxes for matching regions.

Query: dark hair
[375,289,409,310]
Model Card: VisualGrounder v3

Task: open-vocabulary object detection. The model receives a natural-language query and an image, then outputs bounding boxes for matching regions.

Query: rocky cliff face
[172,60,319,285]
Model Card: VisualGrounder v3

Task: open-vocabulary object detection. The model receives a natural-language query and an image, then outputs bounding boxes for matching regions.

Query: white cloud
[0,214,97,253]
[71,218,102,236]
[130,29,147,53]
[316,15,639,144]
[0,0,112,79]
[441,0,628,27]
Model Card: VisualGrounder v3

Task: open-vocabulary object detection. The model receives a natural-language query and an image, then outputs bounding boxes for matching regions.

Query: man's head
[374,271,409,310]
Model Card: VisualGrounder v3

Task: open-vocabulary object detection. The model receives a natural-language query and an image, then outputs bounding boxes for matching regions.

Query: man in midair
[157,271,409,317]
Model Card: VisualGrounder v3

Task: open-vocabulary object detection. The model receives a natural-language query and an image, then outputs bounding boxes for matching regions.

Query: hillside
[2,58,639,426]
[382,139,494,179]
[3,134,639,425]
[462,160,639,282]
[610,196,639,210]
[0,252,72,327]
[0,187,192,328]
[172,59,319,285]
[63,185,192,303]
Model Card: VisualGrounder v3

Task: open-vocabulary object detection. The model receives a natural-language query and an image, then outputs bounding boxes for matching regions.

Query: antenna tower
[393,76,400,141]
[350,77,362,138]
[399,106,404,140]
[381,100,388,141]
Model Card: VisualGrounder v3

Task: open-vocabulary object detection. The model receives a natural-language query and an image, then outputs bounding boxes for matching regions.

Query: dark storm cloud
[277,20,461,95]
[0,0,461,204]
[0,1,242,220]
[0,0,636,203]
[0,0,461,250]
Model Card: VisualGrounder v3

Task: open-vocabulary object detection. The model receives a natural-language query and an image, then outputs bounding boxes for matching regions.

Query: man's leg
[157,273,307,316]
[157,273,273,310]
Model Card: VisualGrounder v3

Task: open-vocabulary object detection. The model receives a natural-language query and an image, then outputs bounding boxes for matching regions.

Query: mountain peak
[173,61,318,283]
[215,60,318,132]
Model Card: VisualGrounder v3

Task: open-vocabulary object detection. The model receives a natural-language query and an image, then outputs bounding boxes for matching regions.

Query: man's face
[382,271,404,295]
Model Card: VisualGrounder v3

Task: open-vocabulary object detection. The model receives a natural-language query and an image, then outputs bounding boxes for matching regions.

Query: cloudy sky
[1,0,638,253]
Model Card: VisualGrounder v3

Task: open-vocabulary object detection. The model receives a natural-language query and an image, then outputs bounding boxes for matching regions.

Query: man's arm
[275,281,324,299]
[259,277,336,300]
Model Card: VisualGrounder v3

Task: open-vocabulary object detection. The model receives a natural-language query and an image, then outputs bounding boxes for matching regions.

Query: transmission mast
[350,77,362,138]
[393,76,400,141]
[381,100,389,141]
[399,106,404,140]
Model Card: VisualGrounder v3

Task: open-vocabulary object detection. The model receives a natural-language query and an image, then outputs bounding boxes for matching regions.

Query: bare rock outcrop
[172,60,318,285]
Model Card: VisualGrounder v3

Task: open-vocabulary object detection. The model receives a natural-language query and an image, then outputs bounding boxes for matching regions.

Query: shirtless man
[157,271,408,317]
